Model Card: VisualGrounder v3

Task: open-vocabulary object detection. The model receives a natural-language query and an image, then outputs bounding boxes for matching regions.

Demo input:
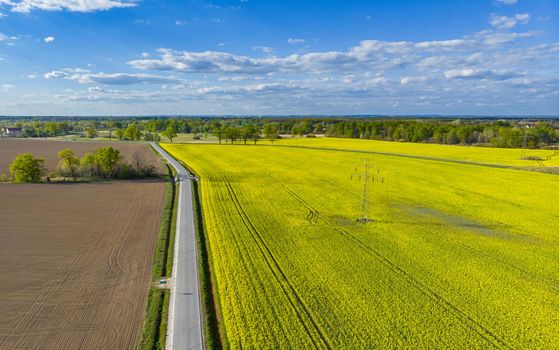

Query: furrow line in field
[322,174,559,293]
[272,177,510,350]
[220,176,332,349]
[2,197,117,349]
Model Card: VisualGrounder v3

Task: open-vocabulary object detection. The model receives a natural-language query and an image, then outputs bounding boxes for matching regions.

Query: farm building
[1,127,23,137]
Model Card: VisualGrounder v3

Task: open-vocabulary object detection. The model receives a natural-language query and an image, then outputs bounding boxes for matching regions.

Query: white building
[1,127,23,137]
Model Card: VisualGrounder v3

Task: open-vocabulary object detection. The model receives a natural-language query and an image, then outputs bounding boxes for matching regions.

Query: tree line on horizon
[2,117,558,148]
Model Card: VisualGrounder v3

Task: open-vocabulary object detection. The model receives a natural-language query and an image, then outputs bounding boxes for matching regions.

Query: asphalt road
[150,142,204,350]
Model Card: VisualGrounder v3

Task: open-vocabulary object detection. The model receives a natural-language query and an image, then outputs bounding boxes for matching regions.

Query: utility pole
[521,128,528,160]
[351,160,384,223]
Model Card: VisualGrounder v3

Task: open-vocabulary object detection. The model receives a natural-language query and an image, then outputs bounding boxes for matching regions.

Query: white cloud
[21,22,558,115]
[128,30,538,76]
[0,32,17,45]
[1,0,136,13]
[496,0,517,5]
[0,11,6,17]
[2,83,14,90]
[400,76,427,85]
[444,69,520,80]
[175,20,187,26]
[287,38,305,44]
[490,13,530,29]
[44,36,55,43]
[253,46,273,53]
[44,69,184,85]
[476,30,537,45]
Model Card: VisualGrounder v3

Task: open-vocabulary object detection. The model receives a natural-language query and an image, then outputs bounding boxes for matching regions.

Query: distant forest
[1,117,558,149]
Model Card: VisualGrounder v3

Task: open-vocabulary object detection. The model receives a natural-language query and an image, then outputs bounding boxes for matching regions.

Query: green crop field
[162,140,558,349]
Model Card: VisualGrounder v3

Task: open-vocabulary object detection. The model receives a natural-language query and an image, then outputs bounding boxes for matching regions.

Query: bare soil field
[0,181,165,349]
[0,139,161,174]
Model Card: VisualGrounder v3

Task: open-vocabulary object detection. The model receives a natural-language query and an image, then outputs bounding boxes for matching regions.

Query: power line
[351,160,384,223]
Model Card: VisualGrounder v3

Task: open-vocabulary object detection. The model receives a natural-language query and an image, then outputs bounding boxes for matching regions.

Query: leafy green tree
[95,147,122,179]
[9,153,46,183]
[264,123,279,144]
[224,127,240,144]
[213,126,225,144]
[80,152,98,177]
[45,122,60,136]
[57,148,79,178]
[241,124,259,144]
[86,125,97,138]
[530,123,556,146]
[162,125,177,143]
[115,128,124,140]
[124,124,142,140]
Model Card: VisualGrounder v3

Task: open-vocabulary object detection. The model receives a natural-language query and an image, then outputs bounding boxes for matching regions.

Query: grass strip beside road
[138,160,178,350]
[191,175,225,349]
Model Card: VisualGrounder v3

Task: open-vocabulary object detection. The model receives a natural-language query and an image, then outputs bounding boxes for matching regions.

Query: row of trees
[325,120,558,148]
[4,117,558,148]
[6,146,157,183]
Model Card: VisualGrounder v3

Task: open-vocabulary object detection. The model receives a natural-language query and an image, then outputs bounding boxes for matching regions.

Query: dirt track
[0,181,165,349]
[0,139,161,174]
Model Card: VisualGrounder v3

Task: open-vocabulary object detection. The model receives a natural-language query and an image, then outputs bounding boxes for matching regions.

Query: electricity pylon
[351,160,384,223]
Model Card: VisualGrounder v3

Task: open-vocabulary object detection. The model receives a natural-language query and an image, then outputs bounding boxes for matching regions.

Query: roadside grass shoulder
[137,155,178,350]
[189,169,226,349]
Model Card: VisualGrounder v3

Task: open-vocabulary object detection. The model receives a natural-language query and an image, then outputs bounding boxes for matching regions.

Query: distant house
[1,127,23,137]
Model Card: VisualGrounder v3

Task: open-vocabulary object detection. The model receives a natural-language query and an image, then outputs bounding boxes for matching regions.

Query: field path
[150,142,204,350]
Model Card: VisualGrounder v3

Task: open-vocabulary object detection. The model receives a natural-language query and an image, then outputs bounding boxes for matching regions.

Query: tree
[9,153,46,183]
[115,128,124,140]
[242,124,259,144]
[224,127,240,144]
[264,124,279,144]
[213,126,225,144]
[162,125,177,143]
[124,124,142,141]
[131,150,144,176]
[80,152,99,177]
[57,148,79,178]
[95,147,121,179]
[86,125,97,138]
[45,122,60,136]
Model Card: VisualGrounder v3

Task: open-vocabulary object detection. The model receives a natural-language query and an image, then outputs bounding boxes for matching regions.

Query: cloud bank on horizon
[0,0,558,115]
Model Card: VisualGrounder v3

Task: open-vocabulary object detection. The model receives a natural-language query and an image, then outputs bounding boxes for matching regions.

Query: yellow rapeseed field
[162,140,559,349]
[278,137,559,167]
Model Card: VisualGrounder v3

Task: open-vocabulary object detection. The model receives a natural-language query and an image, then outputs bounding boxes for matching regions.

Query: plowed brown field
[0,181,165,349]
[0,139,161,174]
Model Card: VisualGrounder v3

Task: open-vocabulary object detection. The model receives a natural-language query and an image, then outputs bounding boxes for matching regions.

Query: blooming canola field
[280,137,559,167]
[162,140,559,349]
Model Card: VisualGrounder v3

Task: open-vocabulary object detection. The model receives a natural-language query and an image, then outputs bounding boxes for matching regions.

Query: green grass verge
[152,164,176,279]
[137,158,178,350]
[137,288,167,350]
[191,173,225,349]
[165,168,178,277]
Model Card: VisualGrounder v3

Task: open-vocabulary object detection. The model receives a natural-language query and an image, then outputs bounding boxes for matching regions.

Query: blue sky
[0,0,558,116]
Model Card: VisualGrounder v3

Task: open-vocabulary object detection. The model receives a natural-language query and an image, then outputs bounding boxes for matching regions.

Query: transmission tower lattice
[521,129,528,159]
[351,160,384,223]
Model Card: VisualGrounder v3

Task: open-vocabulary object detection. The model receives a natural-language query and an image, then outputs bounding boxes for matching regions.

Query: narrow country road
[150,142,204,350]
